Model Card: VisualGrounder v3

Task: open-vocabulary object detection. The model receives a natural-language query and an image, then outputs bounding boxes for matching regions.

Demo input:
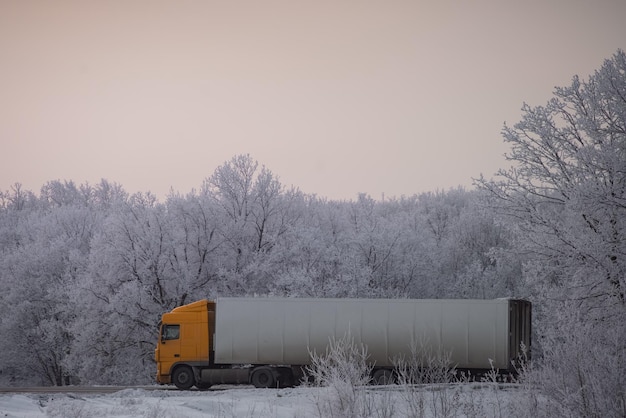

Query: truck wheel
[172,366,195,390]
[251,367,275,388]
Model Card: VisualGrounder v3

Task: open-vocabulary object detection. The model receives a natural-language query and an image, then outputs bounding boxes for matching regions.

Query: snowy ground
[0,383,540,418]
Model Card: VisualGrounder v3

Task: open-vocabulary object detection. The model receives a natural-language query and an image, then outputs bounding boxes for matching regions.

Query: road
[0,385,176,394]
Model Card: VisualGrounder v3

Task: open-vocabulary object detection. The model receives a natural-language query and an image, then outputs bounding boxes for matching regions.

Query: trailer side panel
[214,298,515,369]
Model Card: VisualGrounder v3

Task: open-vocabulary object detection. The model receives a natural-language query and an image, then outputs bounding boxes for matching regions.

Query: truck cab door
[159,324,181,377]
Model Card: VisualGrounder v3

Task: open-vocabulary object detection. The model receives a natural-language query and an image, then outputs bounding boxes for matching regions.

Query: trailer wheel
[172,366,195,390]
[195,382,212,390]
[372,369,394,385]
[251,367,275,388]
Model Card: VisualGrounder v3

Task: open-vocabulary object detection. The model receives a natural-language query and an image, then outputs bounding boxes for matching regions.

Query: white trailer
[215,297,530,369]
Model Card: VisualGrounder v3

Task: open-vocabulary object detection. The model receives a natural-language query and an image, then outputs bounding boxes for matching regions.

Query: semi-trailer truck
[155,297,531,389]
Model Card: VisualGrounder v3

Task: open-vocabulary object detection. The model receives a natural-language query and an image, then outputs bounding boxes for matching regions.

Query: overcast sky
[1,1,625,201]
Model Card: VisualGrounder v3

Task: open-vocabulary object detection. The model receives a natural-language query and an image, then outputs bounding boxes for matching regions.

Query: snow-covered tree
[68,192,174,384]
[202,154,289,294]
[478,49,626,417]
[0,183,98,385]
[479,51,626,306]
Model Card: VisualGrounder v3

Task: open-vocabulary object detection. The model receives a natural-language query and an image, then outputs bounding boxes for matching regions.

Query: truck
[155,297,531,389]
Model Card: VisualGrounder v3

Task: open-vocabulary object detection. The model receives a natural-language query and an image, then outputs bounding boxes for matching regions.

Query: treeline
[0,157,519,385]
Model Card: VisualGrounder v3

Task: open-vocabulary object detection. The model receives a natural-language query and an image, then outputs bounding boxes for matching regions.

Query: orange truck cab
[155,300,215,388]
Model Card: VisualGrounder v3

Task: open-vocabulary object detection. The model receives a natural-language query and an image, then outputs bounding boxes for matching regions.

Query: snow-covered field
[0,383,539,418]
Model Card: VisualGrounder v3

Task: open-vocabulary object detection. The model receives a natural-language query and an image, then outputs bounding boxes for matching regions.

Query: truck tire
[251,367,275,388]
[172,366,195,390]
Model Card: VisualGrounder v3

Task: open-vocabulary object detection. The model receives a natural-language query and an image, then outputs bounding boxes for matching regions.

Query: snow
[0,394,45,418]
[0,384,536,418]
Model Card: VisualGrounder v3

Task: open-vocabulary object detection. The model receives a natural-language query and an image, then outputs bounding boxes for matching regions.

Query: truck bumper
[156,373,171,384]
[156,363,171,384]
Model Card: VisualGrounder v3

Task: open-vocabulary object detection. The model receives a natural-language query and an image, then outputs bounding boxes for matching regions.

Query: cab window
[162,324,180,341]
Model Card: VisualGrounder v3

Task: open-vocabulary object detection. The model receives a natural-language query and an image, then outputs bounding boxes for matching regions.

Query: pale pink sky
[1,0,625,200]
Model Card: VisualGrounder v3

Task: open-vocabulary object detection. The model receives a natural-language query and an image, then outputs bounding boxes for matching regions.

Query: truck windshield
[161,324,180,341]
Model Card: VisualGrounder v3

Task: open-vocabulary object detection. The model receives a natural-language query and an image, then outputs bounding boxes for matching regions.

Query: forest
[1,50,624,417]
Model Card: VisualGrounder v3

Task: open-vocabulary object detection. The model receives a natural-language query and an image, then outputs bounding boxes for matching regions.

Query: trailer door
[508,300,532,365]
